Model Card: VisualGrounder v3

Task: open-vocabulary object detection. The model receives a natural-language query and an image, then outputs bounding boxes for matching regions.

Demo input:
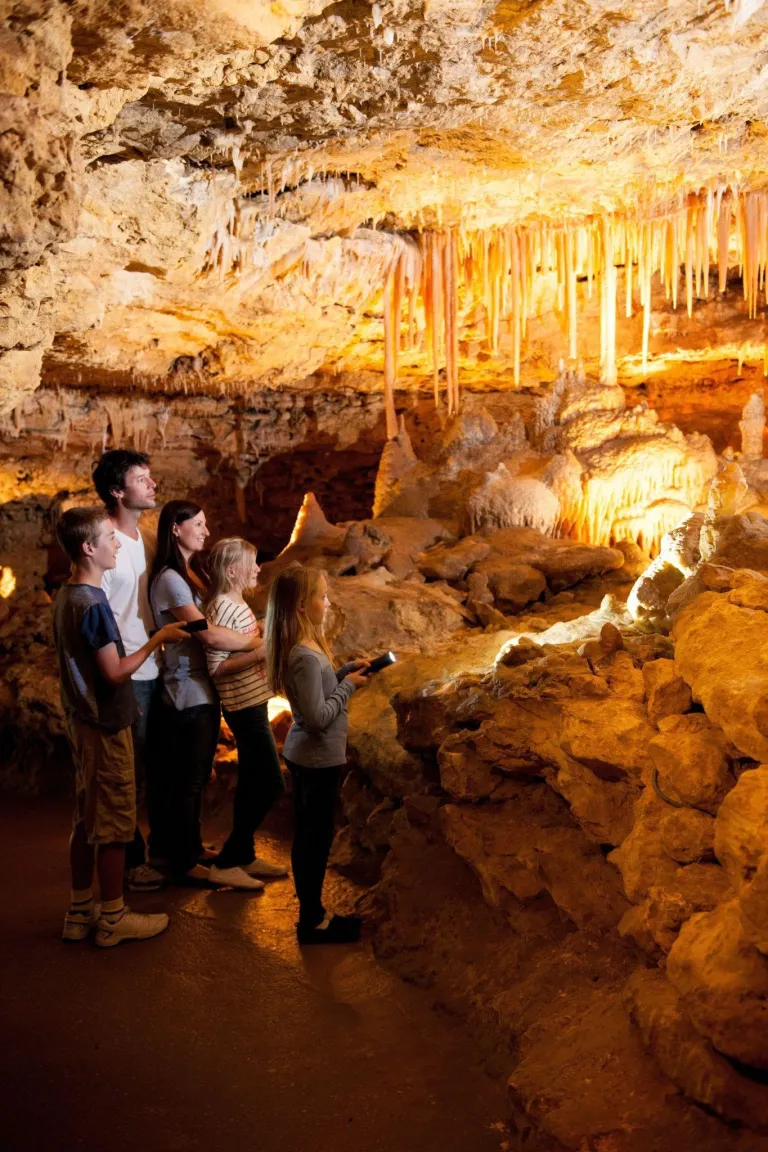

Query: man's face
[115,465,157,511]
[87,521,121,570]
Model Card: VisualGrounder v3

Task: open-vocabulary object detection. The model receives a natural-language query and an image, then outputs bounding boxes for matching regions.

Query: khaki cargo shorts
[66,716,136,845]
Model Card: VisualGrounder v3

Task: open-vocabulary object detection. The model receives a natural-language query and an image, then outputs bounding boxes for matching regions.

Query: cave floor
[0,796,508,1152]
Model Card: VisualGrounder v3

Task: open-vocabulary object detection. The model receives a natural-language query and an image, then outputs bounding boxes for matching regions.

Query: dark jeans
[149,699,220,873]
[285,759,342,929]
[217,703,285,869]
[125,678,161,871]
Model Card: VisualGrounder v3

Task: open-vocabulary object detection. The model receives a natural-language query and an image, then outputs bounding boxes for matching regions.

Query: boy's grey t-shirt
[52,583,137,732]
[150,567,216,710]
[282,644,356,768]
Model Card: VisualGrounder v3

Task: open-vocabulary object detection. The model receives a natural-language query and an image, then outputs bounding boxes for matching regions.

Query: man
[92,449,165,892]
[54,506,184,945]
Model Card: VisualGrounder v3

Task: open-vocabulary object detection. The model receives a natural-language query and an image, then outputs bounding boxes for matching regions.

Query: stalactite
[443,229,459,414]
[380,184,768,431]
[430,233,443,407]
[600,217,617,386]
[565,227,577,361]
[511,227,522,386]
[382,263,398,439]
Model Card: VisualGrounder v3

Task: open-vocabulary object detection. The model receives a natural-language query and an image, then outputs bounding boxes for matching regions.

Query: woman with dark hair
[149,501,262,886]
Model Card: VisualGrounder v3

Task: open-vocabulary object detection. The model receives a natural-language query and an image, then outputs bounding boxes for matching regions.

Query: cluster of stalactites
[379,186,768,437]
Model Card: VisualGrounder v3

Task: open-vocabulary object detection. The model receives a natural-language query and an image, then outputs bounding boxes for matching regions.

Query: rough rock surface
[327,539,768,1148]
[673,591,768,762]
[8,0,768,1147]
[5,0,768,409]
[667,900,768,1070]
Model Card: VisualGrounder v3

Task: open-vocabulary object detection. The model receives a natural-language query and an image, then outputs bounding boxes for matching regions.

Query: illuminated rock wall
[339,568,768,1152]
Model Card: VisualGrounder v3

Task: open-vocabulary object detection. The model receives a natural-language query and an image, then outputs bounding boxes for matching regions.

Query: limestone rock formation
[9,0,768,1147]
[739,391,766,459]
[649,714,734,813]
[667,900,768,1070]
[627,969,768,1133]
[643,658,693,724]
[673,591,768,762]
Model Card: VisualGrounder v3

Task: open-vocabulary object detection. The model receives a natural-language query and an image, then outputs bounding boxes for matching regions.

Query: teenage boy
[93,449,163,891]
[54,507,186,947]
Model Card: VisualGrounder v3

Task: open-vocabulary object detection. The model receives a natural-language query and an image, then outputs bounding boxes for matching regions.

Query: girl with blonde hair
[265,563,369,944]
[204,537,288,889]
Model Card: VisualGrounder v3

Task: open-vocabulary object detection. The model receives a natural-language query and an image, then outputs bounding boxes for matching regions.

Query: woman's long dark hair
[150,500,208,594]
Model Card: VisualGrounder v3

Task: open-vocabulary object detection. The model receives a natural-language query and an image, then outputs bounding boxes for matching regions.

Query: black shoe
[297,915,362,945]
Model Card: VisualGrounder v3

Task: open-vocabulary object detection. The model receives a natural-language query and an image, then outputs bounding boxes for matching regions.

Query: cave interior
[5,1,768,1149]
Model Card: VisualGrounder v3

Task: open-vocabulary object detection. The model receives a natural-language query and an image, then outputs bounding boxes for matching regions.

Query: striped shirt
[205,594,271,712]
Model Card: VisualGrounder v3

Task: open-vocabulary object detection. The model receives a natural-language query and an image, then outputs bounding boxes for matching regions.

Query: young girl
[265,563,369,945]
[205,537,287,889]
[149,501,261,886]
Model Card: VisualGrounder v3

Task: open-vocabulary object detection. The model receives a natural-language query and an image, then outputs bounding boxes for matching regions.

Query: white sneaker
[208,864,265,891]
[62,903,101,942]
[244,857,289,879]
[95,907,169,948]
[125,864,166,892]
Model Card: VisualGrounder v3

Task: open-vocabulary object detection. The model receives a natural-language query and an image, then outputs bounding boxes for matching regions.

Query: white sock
[69,888,94,913]
[101,897,125,924]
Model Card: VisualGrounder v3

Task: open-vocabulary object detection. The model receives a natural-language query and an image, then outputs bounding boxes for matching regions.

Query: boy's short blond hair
[56,506,110,563]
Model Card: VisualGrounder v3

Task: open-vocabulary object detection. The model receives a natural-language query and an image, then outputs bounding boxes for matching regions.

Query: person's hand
[345,666,370,689]
[348,659,370,673]
[158,622,189,644]
[244,633,261,650]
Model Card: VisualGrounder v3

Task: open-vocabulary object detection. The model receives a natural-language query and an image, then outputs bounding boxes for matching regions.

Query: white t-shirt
[101,526,158,682]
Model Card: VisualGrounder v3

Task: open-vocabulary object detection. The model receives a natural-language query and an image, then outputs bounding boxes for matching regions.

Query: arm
[290,652,356,733]
[203,601,264,675]
[211,646,266,678]
[156,584,258,652]
[94,622,186,686]
[336,659,368,681]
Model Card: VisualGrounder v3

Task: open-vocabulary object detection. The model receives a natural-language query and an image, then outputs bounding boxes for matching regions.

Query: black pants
[149,699,220,873]
[125,678,161,871]
[284,759,342,929]
[216,703,285,869]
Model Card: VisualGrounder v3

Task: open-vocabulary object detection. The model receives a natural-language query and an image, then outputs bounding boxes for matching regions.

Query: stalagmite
[373,415,418,515]
[739,391,766,459]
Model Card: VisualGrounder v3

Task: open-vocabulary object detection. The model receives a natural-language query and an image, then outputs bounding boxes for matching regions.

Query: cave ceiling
[3,0,768,412]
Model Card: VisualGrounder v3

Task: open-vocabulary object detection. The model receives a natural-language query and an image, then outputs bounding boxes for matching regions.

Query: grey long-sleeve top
[282,644,359,768]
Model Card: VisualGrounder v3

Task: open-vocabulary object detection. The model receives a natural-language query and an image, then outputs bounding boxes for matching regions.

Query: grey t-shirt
[150,567,216,710]
[52,583,137,732]
[282,645,357,769]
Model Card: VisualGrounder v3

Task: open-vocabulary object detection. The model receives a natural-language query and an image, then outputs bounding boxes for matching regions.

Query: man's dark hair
[92,450,150,512]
